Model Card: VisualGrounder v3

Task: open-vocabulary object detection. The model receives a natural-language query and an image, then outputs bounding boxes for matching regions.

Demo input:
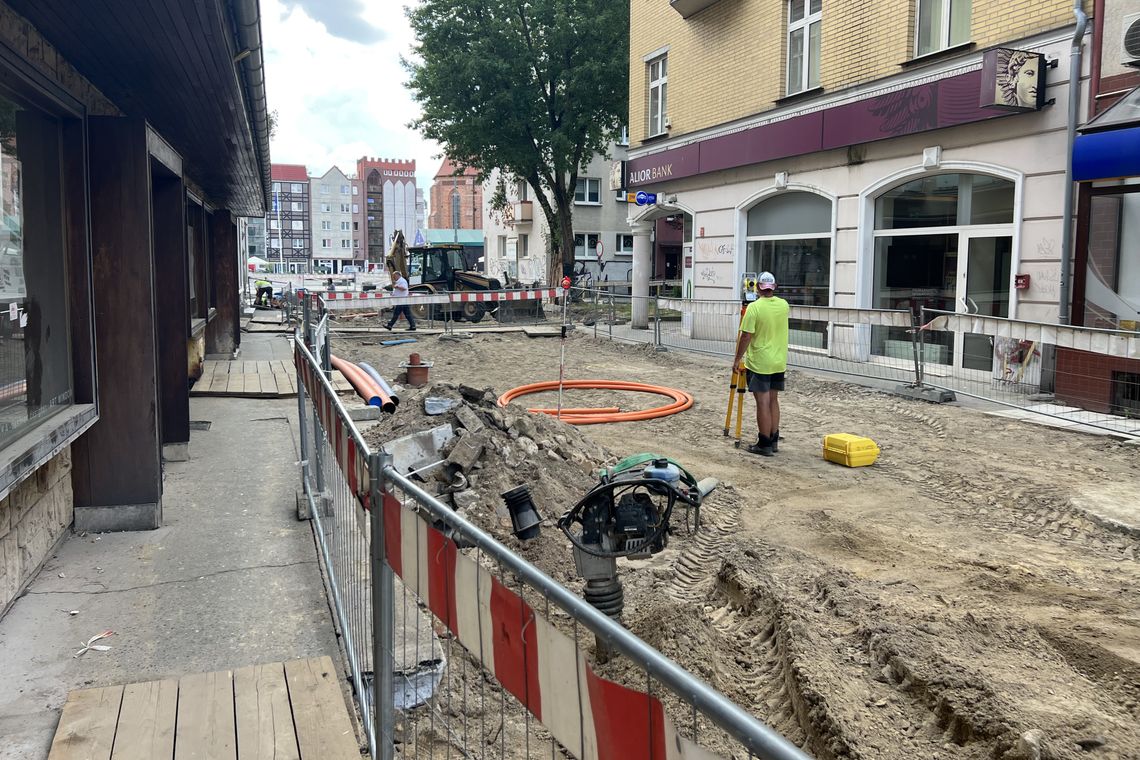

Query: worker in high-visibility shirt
[255,279,273,307]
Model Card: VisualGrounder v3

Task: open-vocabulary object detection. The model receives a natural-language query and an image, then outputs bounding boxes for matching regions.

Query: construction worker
[384,270,417,331]
[254,278,273,307]
[732,271,789,457]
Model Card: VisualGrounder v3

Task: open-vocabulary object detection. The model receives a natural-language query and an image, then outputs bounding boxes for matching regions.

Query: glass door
[957,234,1012,372]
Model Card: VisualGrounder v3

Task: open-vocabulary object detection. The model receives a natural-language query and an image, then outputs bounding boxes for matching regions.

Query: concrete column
[631,222,652,329]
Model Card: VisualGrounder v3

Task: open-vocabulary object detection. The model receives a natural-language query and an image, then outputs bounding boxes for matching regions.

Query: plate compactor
[558,454,718,624]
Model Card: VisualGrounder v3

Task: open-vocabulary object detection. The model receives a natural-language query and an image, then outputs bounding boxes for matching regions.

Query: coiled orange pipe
[498,380,693,425]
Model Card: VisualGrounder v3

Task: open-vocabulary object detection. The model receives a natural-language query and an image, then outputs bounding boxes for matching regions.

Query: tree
[405,0,628,285]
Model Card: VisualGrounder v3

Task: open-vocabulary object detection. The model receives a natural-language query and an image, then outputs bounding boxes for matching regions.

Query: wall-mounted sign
[609,160,626,191]
[635,191,658,206]
[980,48,1047,111]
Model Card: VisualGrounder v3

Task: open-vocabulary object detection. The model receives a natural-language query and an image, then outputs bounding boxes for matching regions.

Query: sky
[262,0,443,197]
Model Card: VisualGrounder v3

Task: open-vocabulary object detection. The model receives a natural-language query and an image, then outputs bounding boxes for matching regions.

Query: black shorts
[746,370,786,393]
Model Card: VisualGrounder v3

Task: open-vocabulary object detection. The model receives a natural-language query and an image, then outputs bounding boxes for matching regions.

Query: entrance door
[957,233,1012,372]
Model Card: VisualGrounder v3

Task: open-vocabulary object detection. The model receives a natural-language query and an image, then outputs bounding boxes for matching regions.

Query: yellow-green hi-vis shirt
[740,296,790,374]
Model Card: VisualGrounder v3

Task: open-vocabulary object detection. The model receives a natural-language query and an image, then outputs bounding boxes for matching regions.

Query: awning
[1072,125,1140,182]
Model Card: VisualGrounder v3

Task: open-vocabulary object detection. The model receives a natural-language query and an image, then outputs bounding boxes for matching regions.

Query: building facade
[309,165,359,274]
[268,163,311,273]
[356,157,417,263]
[245,216,267,262]
[429,159,483,231]
[482,144,634,286]
[0,0,266,612]
[621,0,1093,370]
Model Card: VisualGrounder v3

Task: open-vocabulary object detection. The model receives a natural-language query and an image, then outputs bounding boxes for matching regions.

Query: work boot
[747,434,774,457]
[384,322,394,331]
[406,325,417,331]
[771,429,779,454]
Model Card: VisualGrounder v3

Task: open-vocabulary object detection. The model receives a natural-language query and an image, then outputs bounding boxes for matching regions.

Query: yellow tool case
[822,434,880,467]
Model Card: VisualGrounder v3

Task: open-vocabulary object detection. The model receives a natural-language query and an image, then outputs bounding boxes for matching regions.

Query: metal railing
[295,294,812,760]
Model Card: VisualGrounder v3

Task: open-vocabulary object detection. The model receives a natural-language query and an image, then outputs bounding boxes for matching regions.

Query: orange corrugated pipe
[498,380,693,425]
[330,354,394,411]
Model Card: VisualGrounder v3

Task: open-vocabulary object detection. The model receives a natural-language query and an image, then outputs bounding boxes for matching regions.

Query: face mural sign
[981,48,1047,111]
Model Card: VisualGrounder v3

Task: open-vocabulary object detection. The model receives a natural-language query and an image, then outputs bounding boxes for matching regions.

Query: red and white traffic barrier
[382,493,720,760]
[318,288,561,310]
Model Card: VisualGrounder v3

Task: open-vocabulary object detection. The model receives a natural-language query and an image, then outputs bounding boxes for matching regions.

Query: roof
[422,229,484,246]
[272,164,310,182]
[434,159,479,180]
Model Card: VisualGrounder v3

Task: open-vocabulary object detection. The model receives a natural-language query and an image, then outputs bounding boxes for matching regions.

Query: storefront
[624,30,1078,376]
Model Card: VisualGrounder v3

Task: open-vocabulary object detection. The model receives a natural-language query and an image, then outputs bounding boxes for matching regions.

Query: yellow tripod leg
[734,371,746,448]
[723,368,739,436]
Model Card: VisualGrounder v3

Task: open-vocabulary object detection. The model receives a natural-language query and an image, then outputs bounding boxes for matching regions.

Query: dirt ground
[334,326,1140,760]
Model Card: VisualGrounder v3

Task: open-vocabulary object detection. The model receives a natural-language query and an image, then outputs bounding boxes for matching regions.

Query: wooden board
[110,680,178,760]
[234,663,300,760]
[283,657,360,760]
[47,685,123,760]
[190,361,307,399]
[174,670,236,760]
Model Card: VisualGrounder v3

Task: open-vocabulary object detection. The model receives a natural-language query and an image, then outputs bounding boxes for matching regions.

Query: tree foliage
[405,0,628,284]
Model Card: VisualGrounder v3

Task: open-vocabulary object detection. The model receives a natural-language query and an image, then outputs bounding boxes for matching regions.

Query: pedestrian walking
[731,271,789,456]
[384,270,417,331]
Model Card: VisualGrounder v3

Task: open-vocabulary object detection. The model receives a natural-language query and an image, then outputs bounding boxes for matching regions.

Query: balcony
[670,0,723,18]
[511,200,533,225]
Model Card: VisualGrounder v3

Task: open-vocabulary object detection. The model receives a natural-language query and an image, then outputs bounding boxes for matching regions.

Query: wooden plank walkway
[191,361,353,399]
[47,657,360,760]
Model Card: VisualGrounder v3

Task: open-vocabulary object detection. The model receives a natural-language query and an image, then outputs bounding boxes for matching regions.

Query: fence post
[654,296,661,348]
[909,308,924,388]
[370,451,395,760]
[917,306,927,387]
[295,349,310,491]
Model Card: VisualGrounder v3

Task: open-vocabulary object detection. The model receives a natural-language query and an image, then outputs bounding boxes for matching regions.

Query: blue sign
[635,191,657,206]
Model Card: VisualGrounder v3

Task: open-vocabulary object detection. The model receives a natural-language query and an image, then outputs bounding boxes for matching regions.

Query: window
[916,0,971,57]
[352,203,359,213]
[292,239,305,249]
[340,184,350,194]
[290,201,303,212]
[648,55,668,137]
[292,220,304,231]
[617,234,634,255]
[1081,188,1140,329]
[574,233,601,259]
[787,0,821,95]
[354,238,360,249]
[321,184,330,195]
[341,239,352,249]
[272,181,281,192]
[269,219,280,230]
[0,90,75,444]
[575,178,601,204]
[321,220,332,230]
[353,221,359,231]
[352,185,359,195]
[746,192,833,347]
[291,183,304,193]
[341,203,351,213]
[321,239,332,248]
[319,203,330,213]
[341,221,351,231]
[519,234,529,259]
[618,126,629,146]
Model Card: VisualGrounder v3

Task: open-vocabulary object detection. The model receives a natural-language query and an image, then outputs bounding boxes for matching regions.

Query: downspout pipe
[1059,0,1089,325]
[232,0,273,215]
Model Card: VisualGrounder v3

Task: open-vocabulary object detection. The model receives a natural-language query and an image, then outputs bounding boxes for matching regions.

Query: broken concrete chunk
[452,489,480,511]
[517,437,539,456]
[447,433,486,472]
[511,415,538,441]
[424,397,460,416]
[454,406,485,434]
[458,384,488,401]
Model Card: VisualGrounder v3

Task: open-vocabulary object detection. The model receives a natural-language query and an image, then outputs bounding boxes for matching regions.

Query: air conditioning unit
[1123,13,1140,66]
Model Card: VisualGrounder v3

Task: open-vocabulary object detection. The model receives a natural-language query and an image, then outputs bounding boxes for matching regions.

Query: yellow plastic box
[822,434,880,467]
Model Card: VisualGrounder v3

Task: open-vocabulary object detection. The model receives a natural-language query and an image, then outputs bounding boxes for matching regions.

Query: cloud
[280,0,385,44]
[263,0,443,199]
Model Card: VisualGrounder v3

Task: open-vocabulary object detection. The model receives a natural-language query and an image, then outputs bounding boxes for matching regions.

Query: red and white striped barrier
[382,492,723,760]
[318,288,561,310]
[294,347,372,504]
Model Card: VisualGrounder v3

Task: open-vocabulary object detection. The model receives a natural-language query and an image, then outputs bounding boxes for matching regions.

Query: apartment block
[268,164,311,273]
[357,157,417,263]
[310,165,361,274]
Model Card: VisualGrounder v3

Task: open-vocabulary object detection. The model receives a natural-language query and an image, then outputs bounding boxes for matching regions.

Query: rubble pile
[362,383,621,584]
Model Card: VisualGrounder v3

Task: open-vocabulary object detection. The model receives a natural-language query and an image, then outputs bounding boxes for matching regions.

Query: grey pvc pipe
[1059,0,1089,325]
[359,362,400,407]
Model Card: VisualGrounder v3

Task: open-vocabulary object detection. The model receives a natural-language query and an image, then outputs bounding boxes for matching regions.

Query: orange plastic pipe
[526,406,621,415]
[330,354,394,412]
[498,380,693,425]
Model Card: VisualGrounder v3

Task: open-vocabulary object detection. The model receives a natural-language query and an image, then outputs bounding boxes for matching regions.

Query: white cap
[757,272,776,290]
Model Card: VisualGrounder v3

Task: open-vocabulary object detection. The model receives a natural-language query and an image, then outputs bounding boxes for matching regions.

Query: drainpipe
[1058,0,1089,325]
[232,0,273,215]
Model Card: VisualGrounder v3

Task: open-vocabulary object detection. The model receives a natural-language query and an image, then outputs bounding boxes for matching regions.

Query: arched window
[872,173,1015,369]
[745,190,832,347]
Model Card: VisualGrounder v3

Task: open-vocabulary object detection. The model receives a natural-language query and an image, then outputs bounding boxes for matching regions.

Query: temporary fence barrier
[295,296,812,760]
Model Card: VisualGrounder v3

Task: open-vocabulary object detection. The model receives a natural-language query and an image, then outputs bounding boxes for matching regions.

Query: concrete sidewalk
[0,333,340,759]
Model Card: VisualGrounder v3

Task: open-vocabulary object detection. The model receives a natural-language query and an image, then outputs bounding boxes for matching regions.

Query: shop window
[875,173,1013,230]
[1112,372,1140,416]
[647,55,668,137]
[0,93,74,445]
[916,0,971,57]
[1082,189,1140,329]
[787,0,821,96]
